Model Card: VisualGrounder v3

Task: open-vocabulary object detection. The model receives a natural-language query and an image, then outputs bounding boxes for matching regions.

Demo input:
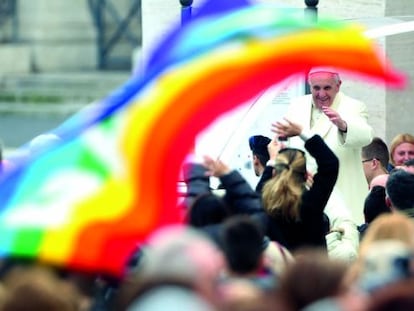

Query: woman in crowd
[345,212,414,293]
[203,119,339,253]
[388,133,414,171]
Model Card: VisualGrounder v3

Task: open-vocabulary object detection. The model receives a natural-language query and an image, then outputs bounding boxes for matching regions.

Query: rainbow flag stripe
[0,0,405,276]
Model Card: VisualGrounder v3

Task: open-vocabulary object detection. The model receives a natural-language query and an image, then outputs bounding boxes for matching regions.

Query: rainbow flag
[0,0,405,277]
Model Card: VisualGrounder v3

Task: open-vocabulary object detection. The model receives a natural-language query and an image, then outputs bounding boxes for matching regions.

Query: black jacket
[237,135,338,251]
[183,135,338,252]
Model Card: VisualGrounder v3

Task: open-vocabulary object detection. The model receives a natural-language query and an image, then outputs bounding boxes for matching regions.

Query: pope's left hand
[321,106,347,132]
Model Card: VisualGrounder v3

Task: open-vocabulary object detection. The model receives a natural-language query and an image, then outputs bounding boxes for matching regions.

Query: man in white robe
[276,67,373,225]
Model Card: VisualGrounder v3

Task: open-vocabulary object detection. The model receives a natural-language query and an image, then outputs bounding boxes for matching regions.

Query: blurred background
[0,0,139,150]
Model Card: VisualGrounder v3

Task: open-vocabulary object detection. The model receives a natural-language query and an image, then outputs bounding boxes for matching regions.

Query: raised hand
[202,155,231,177]
[267,137,285,161]
[321,106,347,132]
[271,118,303,138]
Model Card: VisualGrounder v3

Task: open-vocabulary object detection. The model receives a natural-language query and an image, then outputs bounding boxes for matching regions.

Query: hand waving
[202,155,231,177]
[321,106,347,132]
[267,137,285,161]
[271,118,303,138]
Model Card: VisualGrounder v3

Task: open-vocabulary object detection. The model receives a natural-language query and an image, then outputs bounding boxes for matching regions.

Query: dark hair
[404,158,414,167]
[186,193,231,227]
[278,249,348,311]
[249,135,271,166]
[220,215,264,274]
[364,186,391,223]
[386,170,414,212]
[362,137,390,170]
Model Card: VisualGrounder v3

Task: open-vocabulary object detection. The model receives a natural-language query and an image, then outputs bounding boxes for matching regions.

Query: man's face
[252,154,261,177]
[361,158,374,184]
[308,72,341,109]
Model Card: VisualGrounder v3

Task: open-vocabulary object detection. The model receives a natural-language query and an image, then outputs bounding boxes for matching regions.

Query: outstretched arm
[202,156,263,215]
[182,162,211,209]
[256,136,285,193]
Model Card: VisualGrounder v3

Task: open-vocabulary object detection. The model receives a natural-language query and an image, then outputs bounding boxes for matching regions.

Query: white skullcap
[308,66,339,75]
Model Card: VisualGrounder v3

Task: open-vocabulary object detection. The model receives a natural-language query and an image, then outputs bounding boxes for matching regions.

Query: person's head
[219,215,265,276]
[357,239,414,293]
[1,265,80,311]
[278,248,349,311]
[186,193,231,227]
[385,169,414,215]
[349,214,414,291]
[123,285,215,311]
[137,225,226,305]
[389,133,414,167]
[216,278,279,311]
[363,186,391,224]
[262,148,307,220]
[361,137,390,184]
[249,135,271,177]
[359,213,414,256]
[369,174,389,189]
[307,67,341,109]
[402,158,414,174]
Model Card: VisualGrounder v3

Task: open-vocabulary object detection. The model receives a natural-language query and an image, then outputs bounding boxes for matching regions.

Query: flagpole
[304,0,319,95]
[178,0,194,191]
[180,0,193,26]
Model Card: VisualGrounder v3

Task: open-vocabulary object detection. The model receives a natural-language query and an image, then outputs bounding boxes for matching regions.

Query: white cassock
[285,91,373,225]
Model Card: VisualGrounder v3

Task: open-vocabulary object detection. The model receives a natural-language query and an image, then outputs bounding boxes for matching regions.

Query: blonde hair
[345,212,414,287]
[262,148,306,220]
[389,133,414,166]
[359,212,414,257]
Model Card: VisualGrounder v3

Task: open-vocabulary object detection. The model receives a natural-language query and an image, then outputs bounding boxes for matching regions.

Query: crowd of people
[0,68,413,310]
